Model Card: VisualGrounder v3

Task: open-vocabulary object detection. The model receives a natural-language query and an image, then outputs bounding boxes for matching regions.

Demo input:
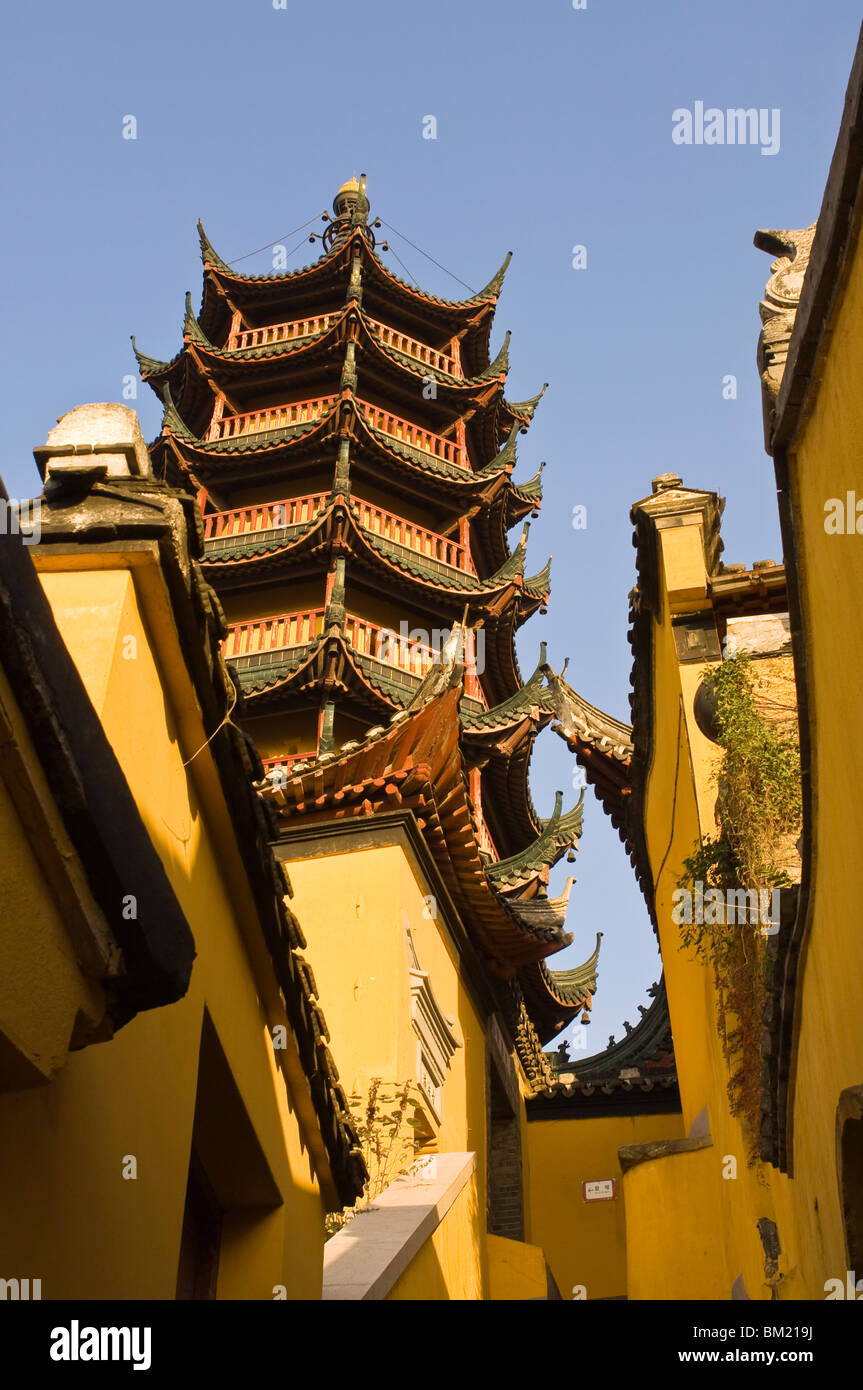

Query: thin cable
[385,243,421,287]
[227,213,324,265]
[182,681,239,767]
[278,230,320,266]
[379,218,475,293]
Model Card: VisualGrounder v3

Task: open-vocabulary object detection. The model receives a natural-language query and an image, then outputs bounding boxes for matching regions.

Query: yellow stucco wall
[627,226,863,1300]
[624,1145,726,1300]
[526,1111,684,1299]
[486,1233,549,1300]
[285,837,490,1296]
[286,842,488,1163]
[0,560,328,1299]
[620,520,806,1300]
[386,1172,485,1300]
[0,667,108,1084]
[777,220,863,1292]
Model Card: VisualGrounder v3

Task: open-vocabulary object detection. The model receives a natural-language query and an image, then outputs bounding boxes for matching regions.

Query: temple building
[131,170,614,1294]
[4,16,863,1299]
[2,170,645,1303]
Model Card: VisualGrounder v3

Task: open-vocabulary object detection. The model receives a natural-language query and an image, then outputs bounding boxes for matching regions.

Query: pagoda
[134,175,601,1064]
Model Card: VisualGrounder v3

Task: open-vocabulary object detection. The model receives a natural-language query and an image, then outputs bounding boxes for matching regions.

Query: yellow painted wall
[386,1172,484,1300]
[247,708,319,759]
[0,560,329,1299]
[625,228,863,1299]
[646,597,723,1142]
[624,1145,727,1300]
[622,512,814,1298]
[526,1111,684,1299]
[0,669,108,1084]
[0,769,94,1075]
[286,838,490,1296]
[486,1233,549,1300]
[777,221,863,1292]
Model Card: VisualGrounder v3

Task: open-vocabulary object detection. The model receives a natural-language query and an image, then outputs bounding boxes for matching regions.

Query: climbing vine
[677,651,801,1152]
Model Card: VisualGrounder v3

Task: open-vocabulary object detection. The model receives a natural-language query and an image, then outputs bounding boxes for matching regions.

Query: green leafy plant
[677,651,801,1152]
[325,1077,429,1238]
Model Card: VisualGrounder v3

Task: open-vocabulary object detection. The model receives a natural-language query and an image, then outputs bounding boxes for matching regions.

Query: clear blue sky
[3,1,860,1052]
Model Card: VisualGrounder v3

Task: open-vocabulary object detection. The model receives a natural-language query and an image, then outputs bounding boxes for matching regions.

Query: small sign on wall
[582,1179,616,1202]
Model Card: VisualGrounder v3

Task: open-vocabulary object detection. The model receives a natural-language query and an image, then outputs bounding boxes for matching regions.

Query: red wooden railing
[223,608,433,673]
[224,609,325,660]
[203,491,474,573]
[227,313,339,351]
[344,615,436,678]
[207,392,468,468]
[352,497,473,572]
[224,607,485,702]
[357,399,467,469]
[203,494,328,541]
[225,309,458,376]
[208,395,337,441]
[366,318,457,376]
[362,622,484,701]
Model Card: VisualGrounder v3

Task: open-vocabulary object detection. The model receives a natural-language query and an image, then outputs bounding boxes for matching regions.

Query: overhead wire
[222,211,479,293]
[378,218,476,293]
[385,243,421,287]
[226,213,325,265]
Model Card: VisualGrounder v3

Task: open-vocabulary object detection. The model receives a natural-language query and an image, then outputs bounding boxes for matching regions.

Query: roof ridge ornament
[183,292,210,348]
[130,335,169,379]
[197,220,233,274]
[478,330,511,381]
[470,251,512,303]
[323,173,377,254]
[476,421,520,476]
[508,381,548,427]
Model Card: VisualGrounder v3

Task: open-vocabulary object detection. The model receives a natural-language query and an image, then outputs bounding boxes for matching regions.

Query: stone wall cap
[38,403,152,479]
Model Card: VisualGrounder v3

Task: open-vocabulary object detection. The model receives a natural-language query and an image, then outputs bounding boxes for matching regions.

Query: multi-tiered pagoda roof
[135,175,604,1072]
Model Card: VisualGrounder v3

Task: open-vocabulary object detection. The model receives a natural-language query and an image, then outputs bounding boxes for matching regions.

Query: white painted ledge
[322,1151,476,1300]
